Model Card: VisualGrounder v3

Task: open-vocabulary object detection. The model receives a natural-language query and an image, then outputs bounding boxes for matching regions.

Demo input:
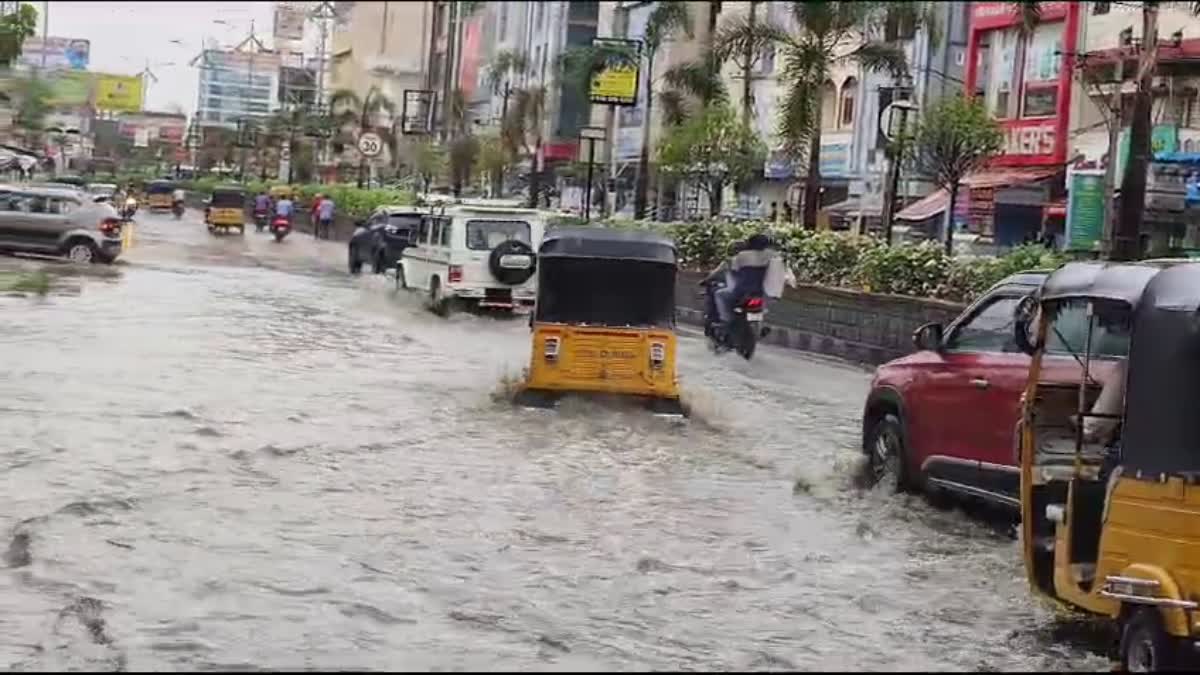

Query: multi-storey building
[192,41,282,130]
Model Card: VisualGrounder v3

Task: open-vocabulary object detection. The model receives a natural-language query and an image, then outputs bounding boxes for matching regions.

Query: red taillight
[99,218,121,234]
[448,265,463,283]
[745,297,764,310]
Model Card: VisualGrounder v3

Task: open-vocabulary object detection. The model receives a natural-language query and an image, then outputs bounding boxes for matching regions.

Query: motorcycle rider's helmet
[747,233,771,251]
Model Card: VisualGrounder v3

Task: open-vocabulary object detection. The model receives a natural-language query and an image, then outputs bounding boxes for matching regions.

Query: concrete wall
[674,270,966,365]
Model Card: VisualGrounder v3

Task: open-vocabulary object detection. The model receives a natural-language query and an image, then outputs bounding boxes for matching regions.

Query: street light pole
[40,1,48,70]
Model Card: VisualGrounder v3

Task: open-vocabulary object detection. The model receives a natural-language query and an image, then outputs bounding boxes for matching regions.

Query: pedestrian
[317,193,335,240]
[769,201,779,223]
[782,201,793,223]
[310,193,324,239]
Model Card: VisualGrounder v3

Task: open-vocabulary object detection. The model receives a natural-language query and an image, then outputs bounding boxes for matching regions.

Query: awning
[823,197,881,218]
[895,166,1060,222]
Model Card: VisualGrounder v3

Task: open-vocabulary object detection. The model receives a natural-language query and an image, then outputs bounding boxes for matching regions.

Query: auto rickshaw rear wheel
[1120,607,1178,672]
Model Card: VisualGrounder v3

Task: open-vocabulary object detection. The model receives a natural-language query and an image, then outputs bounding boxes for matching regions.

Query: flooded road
[0,211,1108,671]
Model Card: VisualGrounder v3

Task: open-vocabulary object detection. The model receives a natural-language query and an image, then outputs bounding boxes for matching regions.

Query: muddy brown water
[0,212,1110,670]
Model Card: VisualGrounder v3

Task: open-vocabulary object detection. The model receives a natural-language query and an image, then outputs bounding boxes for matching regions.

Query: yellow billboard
[94,73,142,112]
[589,38,640,107]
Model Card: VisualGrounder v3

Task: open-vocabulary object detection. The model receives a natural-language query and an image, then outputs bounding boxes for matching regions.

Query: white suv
[397,204,545,314]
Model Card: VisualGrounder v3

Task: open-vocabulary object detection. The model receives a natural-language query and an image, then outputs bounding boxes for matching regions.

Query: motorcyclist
[707,233,791,341]
[172,186,186,212]
[253,190,271,225]
[274,192,295,225]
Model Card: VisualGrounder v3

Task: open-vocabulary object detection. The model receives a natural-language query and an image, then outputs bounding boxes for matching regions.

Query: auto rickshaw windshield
[537,258,676,328]
[210,190,245,208]
[147,181,174,195]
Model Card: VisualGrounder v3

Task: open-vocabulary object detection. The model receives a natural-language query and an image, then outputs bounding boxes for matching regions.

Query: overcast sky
[45,1,278,115]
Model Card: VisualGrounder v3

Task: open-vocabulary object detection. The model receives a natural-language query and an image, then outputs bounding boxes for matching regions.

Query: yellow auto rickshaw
[146,179,175,211]
[1016,260,1200,671]
[516,227,684,415]
[205,185,247,234]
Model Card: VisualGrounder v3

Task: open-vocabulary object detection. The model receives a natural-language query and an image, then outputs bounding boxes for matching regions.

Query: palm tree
[503,85,547,208]
[659,48,728,127]
[716,2,928,228]
[632,1,694,220]
[486,48,531,123]
[330,86,396,188]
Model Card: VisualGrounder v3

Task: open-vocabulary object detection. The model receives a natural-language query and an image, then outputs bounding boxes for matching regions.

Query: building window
[840,78,857,128]
[884,9,917,42]
[1093,2,1111,15]
[1020,22,1062,117]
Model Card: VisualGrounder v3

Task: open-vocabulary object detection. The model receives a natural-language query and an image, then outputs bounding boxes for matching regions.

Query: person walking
[310,194,324,239]
[317,194,335,240]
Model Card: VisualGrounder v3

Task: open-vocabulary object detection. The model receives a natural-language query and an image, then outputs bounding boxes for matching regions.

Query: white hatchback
[397,204,546,314]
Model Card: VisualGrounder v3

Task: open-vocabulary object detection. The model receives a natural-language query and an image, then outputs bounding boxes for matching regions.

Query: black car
[348,206,422,274]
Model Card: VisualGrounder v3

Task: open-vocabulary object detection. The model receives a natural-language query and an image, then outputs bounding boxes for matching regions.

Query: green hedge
[585,219,1067,304]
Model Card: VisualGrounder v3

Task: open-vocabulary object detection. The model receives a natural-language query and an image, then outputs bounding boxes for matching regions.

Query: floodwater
[0,211,1110,671]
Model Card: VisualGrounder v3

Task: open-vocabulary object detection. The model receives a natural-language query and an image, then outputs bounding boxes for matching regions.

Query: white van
[397,204,546,313]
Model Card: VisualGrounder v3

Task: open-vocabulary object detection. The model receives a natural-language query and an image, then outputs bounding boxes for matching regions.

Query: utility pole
[1101,51,1126,256]
[40,1,47,70]
[310,1,336,171]
[879,87,914,246]
[1114,2,1160,261]
[604,5,630,218]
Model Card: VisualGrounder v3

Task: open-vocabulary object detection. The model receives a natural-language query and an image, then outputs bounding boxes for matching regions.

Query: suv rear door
[0,190,70,253]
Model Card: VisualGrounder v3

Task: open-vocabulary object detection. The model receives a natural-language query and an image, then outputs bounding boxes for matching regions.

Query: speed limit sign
[357,132,383,158]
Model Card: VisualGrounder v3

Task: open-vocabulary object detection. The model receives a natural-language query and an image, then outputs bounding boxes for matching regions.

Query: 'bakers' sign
[995,120,1060,166]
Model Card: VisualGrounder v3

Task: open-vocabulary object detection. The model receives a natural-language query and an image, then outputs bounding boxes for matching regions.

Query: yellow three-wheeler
[1016,260,1200,671]
[205,185,247,235]
[516,227,684,415]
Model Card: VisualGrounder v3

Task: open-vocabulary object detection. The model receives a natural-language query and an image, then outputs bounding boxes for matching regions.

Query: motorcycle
[254,210,269,232]
[120,197,138,223]
[702,281,768,360]
[270,215,292,242]
[172,201,185,220]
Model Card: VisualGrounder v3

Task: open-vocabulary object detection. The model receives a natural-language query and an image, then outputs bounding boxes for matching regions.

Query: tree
[659,47,728,127]
[716,2,930,228]
[329,86,396,187]
[12,75,50,148]
[631,1,693,220]
[475,134,509,198]
[657,103,766,217]
[409,138,446,195]
[0,4,37,69]
[911,95,1004,255]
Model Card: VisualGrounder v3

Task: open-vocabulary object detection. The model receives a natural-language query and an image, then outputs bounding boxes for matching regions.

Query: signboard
[589,38,641,106]
[94,74,143,112]
[763,150,794,180]
[134,128,150,148]
[1152,124,1179,154]
[357,132,383,158]
[46,71,93,107]
[273,3,306,43]
[458,14,484,100]
[970,1,1069,31]
[18,36,90,71]
[401,89,435,135]
[1066,169,1105,251]
[820,142,850,177]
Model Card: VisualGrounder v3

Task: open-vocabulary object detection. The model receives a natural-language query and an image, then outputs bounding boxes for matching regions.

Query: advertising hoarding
[589,38,641,107]
[95,74,143,112]
[18,36,90,71]
[46,71,93,107]
[402,90,435,135]
[1066,169,1105,251]
[273,4,306,43]
[458,14,484,100]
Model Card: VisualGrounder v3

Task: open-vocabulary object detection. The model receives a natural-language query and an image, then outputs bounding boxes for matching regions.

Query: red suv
[861,270,1127,509]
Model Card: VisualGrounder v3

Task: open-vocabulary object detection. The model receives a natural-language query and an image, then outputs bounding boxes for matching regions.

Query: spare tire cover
[488,239,536,285]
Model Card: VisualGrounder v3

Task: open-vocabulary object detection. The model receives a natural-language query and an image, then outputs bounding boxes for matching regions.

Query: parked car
[0,184,125,264]
[86,183,118,203]
[860,269,1129,509]
[348,205,423,274]
[397,204,544,314]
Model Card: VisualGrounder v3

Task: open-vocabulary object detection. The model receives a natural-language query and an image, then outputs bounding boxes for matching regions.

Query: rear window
[388,214,420,229]
[465,219,531,250]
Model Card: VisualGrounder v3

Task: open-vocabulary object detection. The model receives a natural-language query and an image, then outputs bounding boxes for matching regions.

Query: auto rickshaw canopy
[210,185,247,208]
[535,227,678,328]
[146,180,175,195]
[1121,262,1200,479]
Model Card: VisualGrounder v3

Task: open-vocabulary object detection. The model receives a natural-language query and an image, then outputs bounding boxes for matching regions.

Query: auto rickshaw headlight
[650,342,665,368]
[544,337,560,361]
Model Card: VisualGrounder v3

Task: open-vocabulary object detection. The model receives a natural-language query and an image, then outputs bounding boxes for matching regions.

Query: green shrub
[590,218,1066,304]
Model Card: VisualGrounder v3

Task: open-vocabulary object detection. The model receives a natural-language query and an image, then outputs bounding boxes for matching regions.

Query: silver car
[0,184,125,264]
